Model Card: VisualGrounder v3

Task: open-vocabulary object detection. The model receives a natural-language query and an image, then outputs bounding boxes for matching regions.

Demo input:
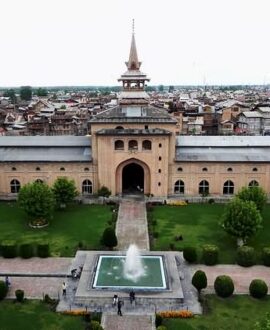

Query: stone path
[102,314,154,330]
[116,199,149,251]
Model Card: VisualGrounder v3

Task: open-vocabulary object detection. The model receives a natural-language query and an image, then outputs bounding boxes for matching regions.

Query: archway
[122,163,144,194]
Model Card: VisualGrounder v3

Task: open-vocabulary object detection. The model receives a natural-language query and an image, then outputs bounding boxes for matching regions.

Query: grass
[0,300,84,330]
[0,202,112,257]
[151,204,270,263]
[164,295,270,330]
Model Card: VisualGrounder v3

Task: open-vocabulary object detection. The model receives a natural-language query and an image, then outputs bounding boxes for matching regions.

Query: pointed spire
[126,19,141,70]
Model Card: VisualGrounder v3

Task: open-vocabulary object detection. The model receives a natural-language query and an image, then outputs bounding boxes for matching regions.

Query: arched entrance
[122,163,144,194]
[115,158,150,195]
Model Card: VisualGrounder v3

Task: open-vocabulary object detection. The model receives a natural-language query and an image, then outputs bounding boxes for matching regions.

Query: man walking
[117,300,123,316]
[62,282,67,297]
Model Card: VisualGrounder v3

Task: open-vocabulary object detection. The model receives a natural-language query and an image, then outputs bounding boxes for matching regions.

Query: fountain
[123,244,145,282]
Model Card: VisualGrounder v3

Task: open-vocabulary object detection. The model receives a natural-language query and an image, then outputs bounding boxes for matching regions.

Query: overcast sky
[0,0,270,87]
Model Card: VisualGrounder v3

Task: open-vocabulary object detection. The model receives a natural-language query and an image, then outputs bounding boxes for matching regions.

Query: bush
[202,244,219,265]
[15,289,24,302]
[101,227,117,249]
[214,275,234,297]
[236,246,255,267]
[37,243,50,258]
[157,326,167,330]
[0,281,8,300]
[262,247,270,266]
[20,243,34,258]
[208,198,215,204]
[249,279,268,299]
[1,240,17,258]
[90,320,103,330]
[155,314,163,327]
[183,247,197,263]
[192,270,207,293]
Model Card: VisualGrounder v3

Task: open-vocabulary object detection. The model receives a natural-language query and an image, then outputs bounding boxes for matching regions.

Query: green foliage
[183,246,197,263]
[20,86,32,101]
[158,85,164,92]
[52,177,78,208]
[0,281,8,300]
[157,326,167,330]
[1,240,17,258]
[101,227,117,249]
[97,186,111,198]
[249,279,268,299]
[192,270,207,293]
[202,244,219,265]
[36,87,48,97]
[3,89,16,103]
[15,289,24,302]
[262,247,270,266]
[222,198,262,243]
[20,243,34,259]
[90,320,104,330]
[237,186,267,212]
[18,182,55,222]
[214,275,234,297]
[37,243,50,258]
[155,314,163,327]
[254,313,270,330]
[236,245,255,267]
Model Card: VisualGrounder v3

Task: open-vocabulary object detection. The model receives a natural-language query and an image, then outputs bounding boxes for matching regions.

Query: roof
[96,128,171,136]
[0,136,92,162]
[241,111,263,118]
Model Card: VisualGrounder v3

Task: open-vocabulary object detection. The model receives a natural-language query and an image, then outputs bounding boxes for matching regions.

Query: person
[117,300,123,316]
[62,282,67,296]
[129,290,135,304]
[113,294,118,306]
[5,276,10,288]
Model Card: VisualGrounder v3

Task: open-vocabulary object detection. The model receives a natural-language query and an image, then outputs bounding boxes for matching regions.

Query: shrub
[236,246,255,267]
[90,320,103,330]
[1,240,17,258]
[91,312,102,323]
[214,275,234,297]
[208,198,215,204]
[0,281,8,300]
[157,326,167,330]
[202,244,219,265]
[37,243,50,258]
[155,314,163,327]
[101,227,117,249]
[192,270,207,293]
[20,243,34,258]
[262,247,270,266]
[183,247,197,263]
[15,289,24,302]
[97,186,111,198]
[249,279,268,299]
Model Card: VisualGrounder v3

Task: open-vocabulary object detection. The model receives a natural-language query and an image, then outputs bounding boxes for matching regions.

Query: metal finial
[132,19,135,34]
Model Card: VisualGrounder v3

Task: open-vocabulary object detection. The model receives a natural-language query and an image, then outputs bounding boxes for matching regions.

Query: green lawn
[164,295,270,330]
[0,300,84,330]
[0,202,111,257]
[151,204,270,263]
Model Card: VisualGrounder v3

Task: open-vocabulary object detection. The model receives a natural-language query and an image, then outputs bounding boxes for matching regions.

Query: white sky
[0,0,270,87]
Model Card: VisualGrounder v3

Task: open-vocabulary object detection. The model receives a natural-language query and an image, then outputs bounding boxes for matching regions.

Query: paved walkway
[102,314,154,330]
[116,199,149,251]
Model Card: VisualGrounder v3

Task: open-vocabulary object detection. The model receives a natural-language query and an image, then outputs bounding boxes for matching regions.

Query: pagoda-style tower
[118,22,150,105]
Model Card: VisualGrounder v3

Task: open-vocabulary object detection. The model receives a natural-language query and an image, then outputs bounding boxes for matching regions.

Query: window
[115,140,124,150]
[142,140,152,150]
[36,167,41,171]
[249,180,259,187]
[11,167,16,171]
[35,179,43,184]
[10,179,20,194]
[159,143,162,148]
[145,125,148,129]
[82,180,93,195]
[177,167,183,172]
[223,180,234,195]
[202,167,208,172]
[115,126,124,130]
[84,167,89,172]
[159,156,162,161]
[227,168,233,172]
[60,167,65,171]
[199,180,209,195]
[128,140,138,150]
[158,182,161,186]
[158,169,161,173]
[252,167,258,172]
[174,180,185,194]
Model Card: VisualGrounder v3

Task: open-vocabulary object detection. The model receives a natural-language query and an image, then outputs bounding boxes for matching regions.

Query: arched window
[36,167,41,171]
[115,140,124,150]
[35,179,43,184]
[82,179,92,195]
[159,143,162,148]
[158,169,161,173]
[84,167,89,172]
[10,179,20,193]
[252,167,258,172]
[223,180,234,195]
[202,167,208,172]
[60,167,65,171]
[174,180,185,194]
[11,167,16,171]
[128,140,138,150]
[227,168,233,172]
[142,140,152,150]
[177,167,183,172]
[249,180,259,187]
[159,156,162,161]
[199,180,209,195]
[115,126,124,130]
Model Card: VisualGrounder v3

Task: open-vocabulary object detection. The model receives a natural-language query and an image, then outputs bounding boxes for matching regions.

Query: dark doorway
[122,163,144,194]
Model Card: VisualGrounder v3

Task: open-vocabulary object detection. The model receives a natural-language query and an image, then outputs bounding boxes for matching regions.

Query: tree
[192,270,207,293]
[101,227,118,249]
[52,177,78,208]
[3,89,16,103]
[158,85,164,92]
[98,186,111,198]
[237,186,267,212]
[18,181,55,223]
[36,87,48,97]
[221,198,262,244]
[20,86,32,101]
